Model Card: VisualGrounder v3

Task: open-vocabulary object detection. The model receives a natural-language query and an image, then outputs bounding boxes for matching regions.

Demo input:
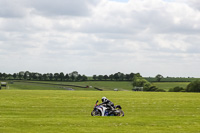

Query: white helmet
[102,97,107,102]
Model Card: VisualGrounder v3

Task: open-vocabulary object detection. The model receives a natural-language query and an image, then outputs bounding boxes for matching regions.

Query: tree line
[0,71,140,81]
[0,71,87,81]
[92,72,141,81]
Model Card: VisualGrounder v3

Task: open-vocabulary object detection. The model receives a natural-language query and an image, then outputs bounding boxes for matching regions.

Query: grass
[0,90,200,133]
[5,81,133,91]
[6,81,96,91]
[4,80,191,91]
[152,82,190,91]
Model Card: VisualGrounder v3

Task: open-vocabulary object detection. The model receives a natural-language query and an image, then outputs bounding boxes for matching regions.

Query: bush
[133,76,166,92]
[169,86,184,92]
[132,76,151,90]
[186,80,200,92]
[155,89,166,92]
[144,86,158,91]
[180,89,186,92]
[143,86,165,92]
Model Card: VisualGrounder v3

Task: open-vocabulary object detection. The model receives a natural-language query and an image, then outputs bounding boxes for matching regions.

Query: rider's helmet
[102,97,108,102]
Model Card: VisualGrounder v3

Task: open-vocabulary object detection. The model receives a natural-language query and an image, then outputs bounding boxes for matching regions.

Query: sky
[0,0,200,77]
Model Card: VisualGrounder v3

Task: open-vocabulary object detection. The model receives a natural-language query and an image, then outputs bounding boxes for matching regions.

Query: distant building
[1,82,7,87]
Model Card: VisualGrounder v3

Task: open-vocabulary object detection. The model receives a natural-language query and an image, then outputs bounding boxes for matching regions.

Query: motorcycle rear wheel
[91,110,101,116]
[116,110,124,117]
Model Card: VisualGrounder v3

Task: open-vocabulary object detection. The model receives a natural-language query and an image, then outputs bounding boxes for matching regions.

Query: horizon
[0,70,199,78]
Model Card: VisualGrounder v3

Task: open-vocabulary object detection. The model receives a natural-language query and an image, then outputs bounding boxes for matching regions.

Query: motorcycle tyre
[91,110,101,116]
[115,110,124,117]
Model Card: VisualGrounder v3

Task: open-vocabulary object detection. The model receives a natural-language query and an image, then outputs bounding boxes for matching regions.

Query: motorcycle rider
[99,97,115,115]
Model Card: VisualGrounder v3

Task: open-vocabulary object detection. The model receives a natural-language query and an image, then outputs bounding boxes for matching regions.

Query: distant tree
[7,74,12,80]
[129,73,135,80]
[46,73,51,80]
[0,73,3,80]
[13,73,17,79]
[76,74,82,81]
[24,71,30,80]
[32,73,39,80]
[69,71,79,81]
[119,73,125,81]
[19,71,25,80]
[109,74,114,81]
[114,72,120,80]
[113,72,125,81]
[103,75,109,80]
[130,73,135,80]
[82,75,88,81]
[135,73,142,77]
[54,73,59,81]
[186,80,200,92]
[70,75,75,81]
[59,72,65,81]
[132,75,151,91]
[24,73,28,80]
[93,75,97,80]
[65,74,69,81]
[98,75,103,81]
[49,73,53,80]
[3,73,7,79]
[43,74,48,80]
[125,74,130,81]
[29,73,33,80]
[155,74,164,82]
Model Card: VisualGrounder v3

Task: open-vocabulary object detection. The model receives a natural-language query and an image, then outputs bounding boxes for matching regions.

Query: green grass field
[152,82,190,91]
[6,81,133,91]
[2,81,190,91]
[0,90,200,133]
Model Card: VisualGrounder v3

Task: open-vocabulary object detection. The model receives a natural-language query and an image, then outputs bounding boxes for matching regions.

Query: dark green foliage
[145,77,200,82]
[93,75,97,80]
[144,86,158,91]
[186,80,200,92]
[180,89,186,92]
[132,76,152,91]
[103,75,109,80]
[81,75,88,81]
[169,86,185,92]
[109,74,114,80]
[155,74,163,82]
[64,74,69,81]
[125,74,130,80]
[143,85,165,92]
[59,72,65,81]
[114,73,120,80]
[155,89,166,92]
[97,75,103,81]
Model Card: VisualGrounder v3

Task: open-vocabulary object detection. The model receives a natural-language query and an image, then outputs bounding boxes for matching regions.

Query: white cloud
[0,0,200,77]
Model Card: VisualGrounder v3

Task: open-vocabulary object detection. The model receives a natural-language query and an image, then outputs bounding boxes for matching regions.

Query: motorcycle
[91,100,124,116]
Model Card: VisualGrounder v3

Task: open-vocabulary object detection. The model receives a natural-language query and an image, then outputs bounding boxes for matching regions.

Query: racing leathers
[99,99,115,115]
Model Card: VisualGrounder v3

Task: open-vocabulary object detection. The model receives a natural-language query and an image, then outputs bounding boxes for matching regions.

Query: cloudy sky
[0,0,200,77]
